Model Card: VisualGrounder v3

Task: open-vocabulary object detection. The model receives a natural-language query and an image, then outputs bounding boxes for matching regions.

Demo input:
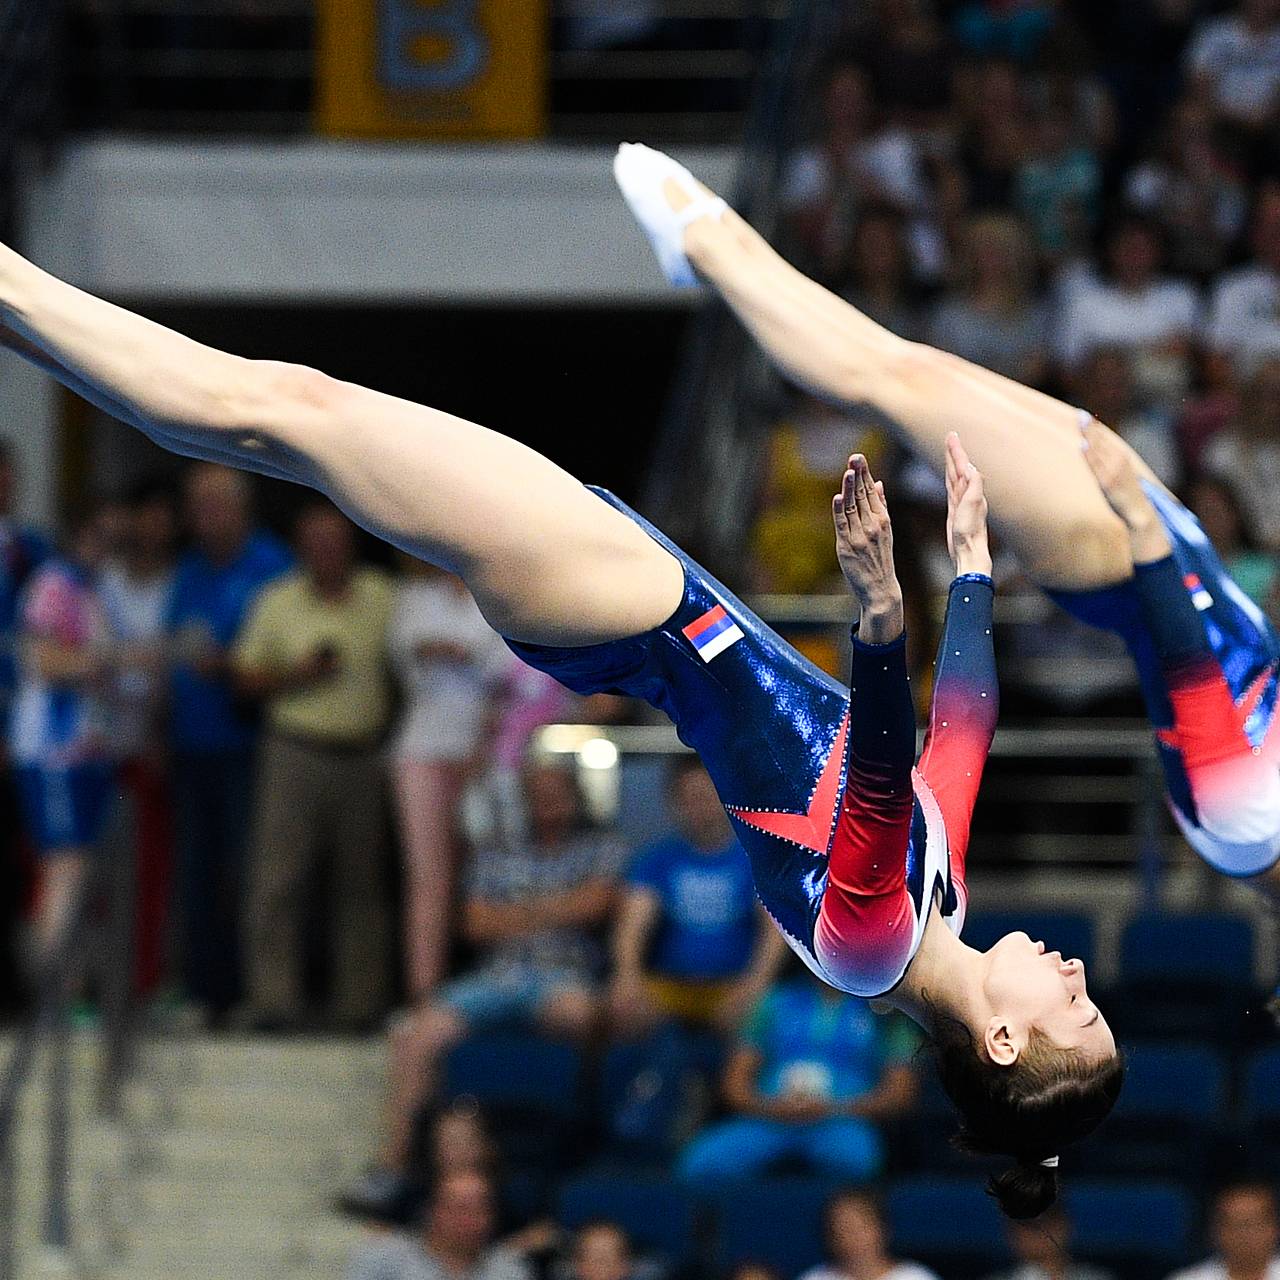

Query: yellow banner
[316,0,547,139]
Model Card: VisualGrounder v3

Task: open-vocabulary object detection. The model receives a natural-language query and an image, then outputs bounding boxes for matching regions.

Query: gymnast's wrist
[953,544,993,578]
[855,595,905,645]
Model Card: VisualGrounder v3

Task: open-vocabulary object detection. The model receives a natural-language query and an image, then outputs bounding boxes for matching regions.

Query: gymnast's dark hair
[927,1004,1125,1221]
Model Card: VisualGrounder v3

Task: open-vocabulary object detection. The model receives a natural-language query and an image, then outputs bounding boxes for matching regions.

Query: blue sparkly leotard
[506,488,999,997]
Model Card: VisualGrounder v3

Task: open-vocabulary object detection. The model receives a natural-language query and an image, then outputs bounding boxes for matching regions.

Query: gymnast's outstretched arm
[0,244,682,647]
[614,145,1143,593]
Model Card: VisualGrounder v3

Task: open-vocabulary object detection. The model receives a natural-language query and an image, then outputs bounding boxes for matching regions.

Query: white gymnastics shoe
[613,142,727,288]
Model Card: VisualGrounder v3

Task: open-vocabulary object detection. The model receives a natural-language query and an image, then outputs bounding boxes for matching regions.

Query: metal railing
[0,799,147,1277]
[642,0,837,561]
[62,0,781,140]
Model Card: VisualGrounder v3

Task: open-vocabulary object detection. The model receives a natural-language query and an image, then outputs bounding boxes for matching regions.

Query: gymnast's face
[981,931,1116,1064]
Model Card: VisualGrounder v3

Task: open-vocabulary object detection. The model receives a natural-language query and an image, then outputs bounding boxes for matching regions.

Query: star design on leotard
[727,712,849,854]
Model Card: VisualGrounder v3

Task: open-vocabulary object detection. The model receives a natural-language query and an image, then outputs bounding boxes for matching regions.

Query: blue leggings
[678,1115,882,1185]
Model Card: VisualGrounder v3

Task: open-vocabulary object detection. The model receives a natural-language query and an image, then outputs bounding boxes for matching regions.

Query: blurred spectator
[1074,347,1181,489]
[1124,97,1248,280]
[780,62,937,281]
[954,58,1031,213]
[1164,1182,1280,1280]
[728,1268,784,1280]
[553,1221,662,1280]
[983,1204,1116,1280]
[837,207,925,340]
[1185,473,1280,610]
[0,439,50,1004]
[233,502,393,1031]
[1054,216,1201,407]
[1185,0,1280,135]
[389,558,509,1000]
[346,1168,532,1280]
[11,509,114,954]
[799,1189,940,1280]
[342,1097,500,1223]
[927,212,1050,386]
[951,1,1056,64]
[1016,105,1102,265]
[852,0,954,130]
[610,757,785,1037]
[167,463,290,1021]
[677,971,918,1185]
[1207,189,1280,380]
[99,482,178,996]
[348,761,625,1217]
[1200,357,1280,547]
[750,393,888,595]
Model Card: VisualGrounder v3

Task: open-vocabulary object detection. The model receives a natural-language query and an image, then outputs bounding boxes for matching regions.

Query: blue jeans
[678,1114,882,1185]
[173,749,254,1014]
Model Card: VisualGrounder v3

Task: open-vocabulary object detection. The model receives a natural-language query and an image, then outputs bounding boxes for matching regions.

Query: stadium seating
[1068,1180,1196,1280]
[886,1176,1011,1279]
[558,1174,698,1269]
[705,1177,836,1278]
[961,911,1097,973]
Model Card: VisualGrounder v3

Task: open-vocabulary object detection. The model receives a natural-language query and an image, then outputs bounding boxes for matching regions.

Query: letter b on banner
[317,0,546,138]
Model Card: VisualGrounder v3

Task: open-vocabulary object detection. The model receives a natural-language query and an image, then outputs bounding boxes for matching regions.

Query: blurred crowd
[751,0,1280,695]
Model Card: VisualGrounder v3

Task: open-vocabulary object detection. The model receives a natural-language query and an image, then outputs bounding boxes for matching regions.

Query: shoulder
[1165,1262,1220,1280]
[347,1231,422,1273]
[891,1262,943,1280]
[1188,17,1239,60]
[356,566,395,605]
[481,1247,534,1280]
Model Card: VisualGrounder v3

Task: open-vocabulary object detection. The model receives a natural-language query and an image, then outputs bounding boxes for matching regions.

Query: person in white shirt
[1164,1183,1280,1280]
[1186,0,1280,130]
[798,1189,939,1280]
[98,481,178,997]
[1054,216,1201,408]
[982,1206,1115,1280]
[1202,357,1280,549]
[1207,193,1280,380]
[388,558,510,1001]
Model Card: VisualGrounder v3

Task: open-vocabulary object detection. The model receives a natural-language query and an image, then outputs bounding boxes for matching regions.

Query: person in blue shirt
[610,757,785,1035]
[167,463,290,1021]
[677,968,919,1186]
[0,439,50,1007]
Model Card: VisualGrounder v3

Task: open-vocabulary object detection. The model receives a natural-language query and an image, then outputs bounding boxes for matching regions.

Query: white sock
[613,142,727,288]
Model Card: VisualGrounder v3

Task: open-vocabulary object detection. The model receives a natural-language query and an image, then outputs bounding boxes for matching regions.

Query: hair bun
[987,1162,1059,1221]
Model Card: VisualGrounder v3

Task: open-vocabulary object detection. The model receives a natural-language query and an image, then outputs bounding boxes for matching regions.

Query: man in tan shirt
[235,501,394,1030]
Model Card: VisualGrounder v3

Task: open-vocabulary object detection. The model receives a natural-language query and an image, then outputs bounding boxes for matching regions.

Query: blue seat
[1244,1048,1280,1122]
[962,911,1096,972]
[885,1176,1011,1266]
[707,1177,836,1279]
[558,1176,696,1265]
[442,1033,584,1118]
[1116,1043,1227,1122]
[1068,1180,1195,1267]
[1120,913,1254,986]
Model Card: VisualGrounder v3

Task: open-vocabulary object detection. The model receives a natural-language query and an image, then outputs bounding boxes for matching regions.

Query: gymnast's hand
[945,432,993,578]
[834,454,904,643]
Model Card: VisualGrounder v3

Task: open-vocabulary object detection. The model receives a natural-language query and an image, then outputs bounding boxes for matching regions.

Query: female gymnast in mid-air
[614,142,1280,899]
[0,233,1119,1218]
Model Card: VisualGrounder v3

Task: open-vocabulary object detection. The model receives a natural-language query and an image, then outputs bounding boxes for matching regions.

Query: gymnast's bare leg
[614,145,1158,592]
[0,245,683,645]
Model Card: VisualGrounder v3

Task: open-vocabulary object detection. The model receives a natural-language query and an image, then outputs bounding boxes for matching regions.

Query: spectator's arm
[232,590,337,701]
[611,886,660,983]
[721,1044,772,1117]
[532,877,617,930]
[462,894,537,944]
[845,1062,918,1122]
[714,909,787,1032]
[22,636,105,686]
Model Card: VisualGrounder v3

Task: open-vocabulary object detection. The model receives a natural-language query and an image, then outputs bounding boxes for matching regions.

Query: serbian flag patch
[682,603,745,662]
[1184,573,1213,611]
